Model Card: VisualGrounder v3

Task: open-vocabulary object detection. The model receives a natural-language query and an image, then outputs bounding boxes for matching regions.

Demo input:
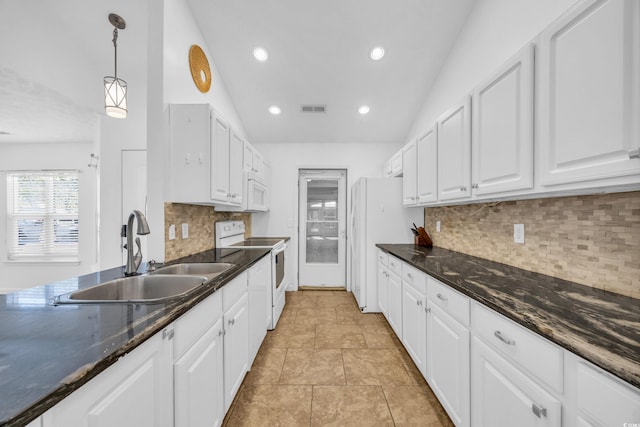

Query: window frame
[6,170,80,263]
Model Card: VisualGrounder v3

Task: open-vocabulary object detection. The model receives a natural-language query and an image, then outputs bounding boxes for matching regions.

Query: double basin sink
[53,263,235,305]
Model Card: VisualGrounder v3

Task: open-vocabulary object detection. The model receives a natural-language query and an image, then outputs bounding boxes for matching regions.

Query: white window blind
[6,171,79,261]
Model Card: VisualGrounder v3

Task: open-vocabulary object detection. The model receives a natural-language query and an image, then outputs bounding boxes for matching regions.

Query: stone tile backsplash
[164,203,251,262]
[423,191,640,298]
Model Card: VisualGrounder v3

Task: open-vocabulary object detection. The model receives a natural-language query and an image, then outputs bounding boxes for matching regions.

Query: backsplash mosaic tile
[164,203,251,262]
[423,191,640,298]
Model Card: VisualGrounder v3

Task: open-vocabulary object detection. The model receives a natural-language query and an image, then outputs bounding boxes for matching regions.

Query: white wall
[0,143,98,292]
[251,141,396,289]
[406,0,579,140]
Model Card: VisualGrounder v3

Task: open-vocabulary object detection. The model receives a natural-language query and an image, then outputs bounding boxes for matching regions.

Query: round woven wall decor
[188,44,212,93]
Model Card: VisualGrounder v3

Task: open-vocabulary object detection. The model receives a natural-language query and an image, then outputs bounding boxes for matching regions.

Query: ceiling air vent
[300,105,326,113]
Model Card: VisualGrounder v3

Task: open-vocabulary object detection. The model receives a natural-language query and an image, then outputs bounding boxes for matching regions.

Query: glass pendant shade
[104,76,127,119]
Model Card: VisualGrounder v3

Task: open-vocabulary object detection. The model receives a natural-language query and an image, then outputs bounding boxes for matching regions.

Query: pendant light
[104,14,127,119]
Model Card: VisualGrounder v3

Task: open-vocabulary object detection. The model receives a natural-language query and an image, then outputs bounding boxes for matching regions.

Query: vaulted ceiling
[187,0,476,144]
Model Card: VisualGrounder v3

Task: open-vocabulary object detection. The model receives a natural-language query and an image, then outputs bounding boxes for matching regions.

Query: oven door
[247,179,268,212]
[273,243,286,292]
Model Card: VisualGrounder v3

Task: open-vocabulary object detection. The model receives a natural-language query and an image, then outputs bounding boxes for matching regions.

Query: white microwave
[247,179,268,211]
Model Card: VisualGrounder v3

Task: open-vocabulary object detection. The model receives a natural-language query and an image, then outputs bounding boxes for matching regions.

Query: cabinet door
[471,337,561,427]
[243,141,254,172]
[211,111,231,203]
[387,272,403,339]
[169,104,211,203]
[472,44,534,195]
[437,97,472,201]
[391,150,403,177]
[44,332,173,427]
[224,293,249,412]
[252,150,265,184]
[427,303,470,427]
[417,126,438,204]
[248,256,271,365]
[377,263,388,318]
[174,320,224,427]
[402,281,426,376]
[539,0,640,186]
[229,131,243,205]
[402,140,418,206]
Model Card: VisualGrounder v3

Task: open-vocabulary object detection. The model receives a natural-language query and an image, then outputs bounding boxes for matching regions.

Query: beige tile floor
[223,290,454,427]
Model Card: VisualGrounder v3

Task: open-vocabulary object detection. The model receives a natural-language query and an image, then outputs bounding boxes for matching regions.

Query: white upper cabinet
[417,126,438,204]
[472,44,534,195]
[169,104,211,204]
[211,111,231,204]
[437,96,472,201]
[402,140,418,206]
[538,0,640,186]
[229,130,244,204]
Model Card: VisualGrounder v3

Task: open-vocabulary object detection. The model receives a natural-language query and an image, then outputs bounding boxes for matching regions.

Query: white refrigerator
[349,177,423,312]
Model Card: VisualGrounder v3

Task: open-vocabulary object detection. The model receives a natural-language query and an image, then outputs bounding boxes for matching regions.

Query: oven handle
[273,242,287,255]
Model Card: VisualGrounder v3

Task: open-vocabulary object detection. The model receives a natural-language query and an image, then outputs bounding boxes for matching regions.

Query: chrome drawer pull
[532,403,547,418]
[436,293,447,302]
[407,273,413,279]
[494,330,516,346]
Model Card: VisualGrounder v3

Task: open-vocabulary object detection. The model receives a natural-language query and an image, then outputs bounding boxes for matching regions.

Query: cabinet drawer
[471,302,563,392]
[388,256,402,277]
[402,264,426,295]
[223,271,248,311]
[576,361,640,427]
[377,249,388,266]
[174,290,223,359]
[427,277,469,326]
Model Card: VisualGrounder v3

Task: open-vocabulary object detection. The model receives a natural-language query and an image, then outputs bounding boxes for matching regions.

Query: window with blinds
[6,171,79,261]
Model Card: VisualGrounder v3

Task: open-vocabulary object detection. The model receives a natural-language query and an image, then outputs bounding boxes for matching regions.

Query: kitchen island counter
[377,244,640,389]
[0,248,270,427]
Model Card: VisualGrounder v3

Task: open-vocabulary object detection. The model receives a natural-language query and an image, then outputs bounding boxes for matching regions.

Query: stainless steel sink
[53,274,208,304]
[152,262,235,278]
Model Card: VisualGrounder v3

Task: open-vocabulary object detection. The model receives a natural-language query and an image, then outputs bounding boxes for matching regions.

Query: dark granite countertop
[0,248,270,427]
[377,244,640,389]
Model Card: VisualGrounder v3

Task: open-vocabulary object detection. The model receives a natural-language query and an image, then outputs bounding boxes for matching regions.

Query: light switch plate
[169,224,176,240]
[514,224,525,244]
[181,223,189,239]
[436,220,441,232]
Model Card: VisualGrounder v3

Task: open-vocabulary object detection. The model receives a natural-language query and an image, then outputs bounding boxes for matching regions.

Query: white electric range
[215,221,287,330]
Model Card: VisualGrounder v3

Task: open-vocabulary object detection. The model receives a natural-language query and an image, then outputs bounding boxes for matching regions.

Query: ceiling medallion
[188,44,212,93]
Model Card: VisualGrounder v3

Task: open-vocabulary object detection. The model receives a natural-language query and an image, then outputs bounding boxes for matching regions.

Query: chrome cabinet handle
[471,184,479,189]
[436,293,447,302]
[426,307,431,314]
[460,186,467,192]
[218,329,223,337]
[228,318,235,326]
[407,273,413,279]
[162,329,174,340]
[629,148,640,159]
[532,403,547,418]
[494,330,516,346]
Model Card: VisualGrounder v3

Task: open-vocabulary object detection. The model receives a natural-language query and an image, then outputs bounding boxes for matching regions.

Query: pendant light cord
[112,28,119,79]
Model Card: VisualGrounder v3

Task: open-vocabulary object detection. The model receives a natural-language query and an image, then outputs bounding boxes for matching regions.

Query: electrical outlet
[514,224,525,244]
[169,224,176,240]
[181,223,189,239]
[436,220,441,232]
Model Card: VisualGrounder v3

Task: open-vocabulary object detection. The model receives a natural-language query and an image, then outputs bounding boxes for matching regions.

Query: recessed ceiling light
[253,47,268,62]
[268,105,281,115]
[358,105,370,115]
[370,46,385,61]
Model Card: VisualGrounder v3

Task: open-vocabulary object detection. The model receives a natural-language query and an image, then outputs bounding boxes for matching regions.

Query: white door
[437,97,472,201]
[387,270,403,338]
[538,0,640,186]
[402,281,427,376]
[121,150,147,266]
[211,111,230,203]
[223,294,249,412]
[298,169,347,287]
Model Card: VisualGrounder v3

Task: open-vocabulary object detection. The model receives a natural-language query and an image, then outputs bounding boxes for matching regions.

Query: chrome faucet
[124,210,150,276]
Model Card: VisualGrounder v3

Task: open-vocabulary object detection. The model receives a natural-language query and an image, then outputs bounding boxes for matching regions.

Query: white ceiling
[187,0,476,144]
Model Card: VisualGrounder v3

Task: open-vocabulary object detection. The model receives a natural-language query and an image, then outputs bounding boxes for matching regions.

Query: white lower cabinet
[223,293,249,412]
[387,267,403,339]
[377,259,389,318]
[248,255,271,365]
[426,302,470,427]
[43,331,174,427]
[174,319,225,427]
[471,336,561,427]
[401,265,427,376]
